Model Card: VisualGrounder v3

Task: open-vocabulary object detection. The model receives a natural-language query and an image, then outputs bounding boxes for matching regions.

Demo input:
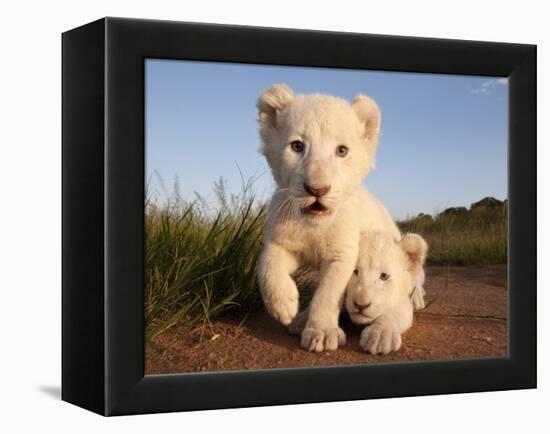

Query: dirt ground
[145,265,507,374]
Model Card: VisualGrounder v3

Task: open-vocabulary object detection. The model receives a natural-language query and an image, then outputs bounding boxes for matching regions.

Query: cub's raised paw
[301,327,346,352]
[359,321,402,355]
[263,289,299,326]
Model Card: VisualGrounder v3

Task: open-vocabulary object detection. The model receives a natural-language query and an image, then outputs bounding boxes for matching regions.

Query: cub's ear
[399,233,428,273]
[352,94,381,146]
[257,83,294,130]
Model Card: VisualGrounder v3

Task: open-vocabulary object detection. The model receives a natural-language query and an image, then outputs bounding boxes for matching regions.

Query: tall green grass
[398,206,507,265]
[145,180,265,341]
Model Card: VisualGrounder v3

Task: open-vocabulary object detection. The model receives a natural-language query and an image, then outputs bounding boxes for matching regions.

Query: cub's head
[346,231,428,325]
[258,84,381,218]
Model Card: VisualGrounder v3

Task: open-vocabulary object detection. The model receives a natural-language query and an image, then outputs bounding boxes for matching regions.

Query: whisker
[277,196,295,226]
[266,196,292,227]
[281,197,295,225]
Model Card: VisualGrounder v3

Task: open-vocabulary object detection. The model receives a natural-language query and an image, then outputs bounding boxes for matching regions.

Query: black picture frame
[62,17,536,416]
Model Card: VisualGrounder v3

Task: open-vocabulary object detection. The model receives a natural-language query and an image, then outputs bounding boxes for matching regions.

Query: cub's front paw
[411,286,426,311]
[301,327,346,352]
[359,321,402,355]
[263,290,299,326]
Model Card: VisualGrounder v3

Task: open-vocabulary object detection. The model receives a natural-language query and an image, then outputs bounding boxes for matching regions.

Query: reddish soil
[145,265,507,374]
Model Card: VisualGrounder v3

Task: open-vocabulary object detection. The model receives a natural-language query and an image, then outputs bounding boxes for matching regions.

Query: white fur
[345,231,428,354]
[257,84,400,352]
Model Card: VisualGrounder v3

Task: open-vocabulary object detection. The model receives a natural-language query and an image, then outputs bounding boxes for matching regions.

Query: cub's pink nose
[304,183,331,197]
[354,301,372,311]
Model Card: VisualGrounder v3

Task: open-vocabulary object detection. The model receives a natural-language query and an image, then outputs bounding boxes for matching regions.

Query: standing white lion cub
[346,231,428,354]
[257,84,402,352]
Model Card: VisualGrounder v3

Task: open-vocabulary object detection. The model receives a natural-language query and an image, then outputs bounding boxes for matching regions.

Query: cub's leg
[258,241,300,326]
[289,294,347,336]
[411,285,426,311]
[411,268,426,311]
[301,258,355,352]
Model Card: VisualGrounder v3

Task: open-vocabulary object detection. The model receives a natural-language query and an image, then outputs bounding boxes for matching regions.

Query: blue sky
[145,59,507,220]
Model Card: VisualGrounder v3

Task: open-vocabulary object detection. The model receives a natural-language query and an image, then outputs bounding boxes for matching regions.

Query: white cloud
[468,78,508,95]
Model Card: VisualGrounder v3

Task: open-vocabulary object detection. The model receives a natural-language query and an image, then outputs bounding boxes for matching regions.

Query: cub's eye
[353,269,359,275]
[290,140,304,153]
[336,145,349,158]
[380,272,390,281]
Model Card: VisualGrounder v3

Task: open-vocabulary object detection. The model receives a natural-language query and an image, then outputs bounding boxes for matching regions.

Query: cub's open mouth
[302,200,332,217]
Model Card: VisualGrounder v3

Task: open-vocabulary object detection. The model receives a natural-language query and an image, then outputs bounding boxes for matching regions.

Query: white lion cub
[257,84,402,352]
[346,230,428,354]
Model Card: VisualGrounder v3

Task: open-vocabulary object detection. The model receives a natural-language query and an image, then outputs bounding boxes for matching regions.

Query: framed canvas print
[62,17,536,416]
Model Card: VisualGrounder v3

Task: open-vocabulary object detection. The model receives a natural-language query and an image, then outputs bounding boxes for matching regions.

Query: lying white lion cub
[346,230,428,354]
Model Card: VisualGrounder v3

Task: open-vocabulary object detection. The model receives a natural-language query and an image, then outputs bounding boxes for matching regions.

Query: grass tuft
[145,179,265,341]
